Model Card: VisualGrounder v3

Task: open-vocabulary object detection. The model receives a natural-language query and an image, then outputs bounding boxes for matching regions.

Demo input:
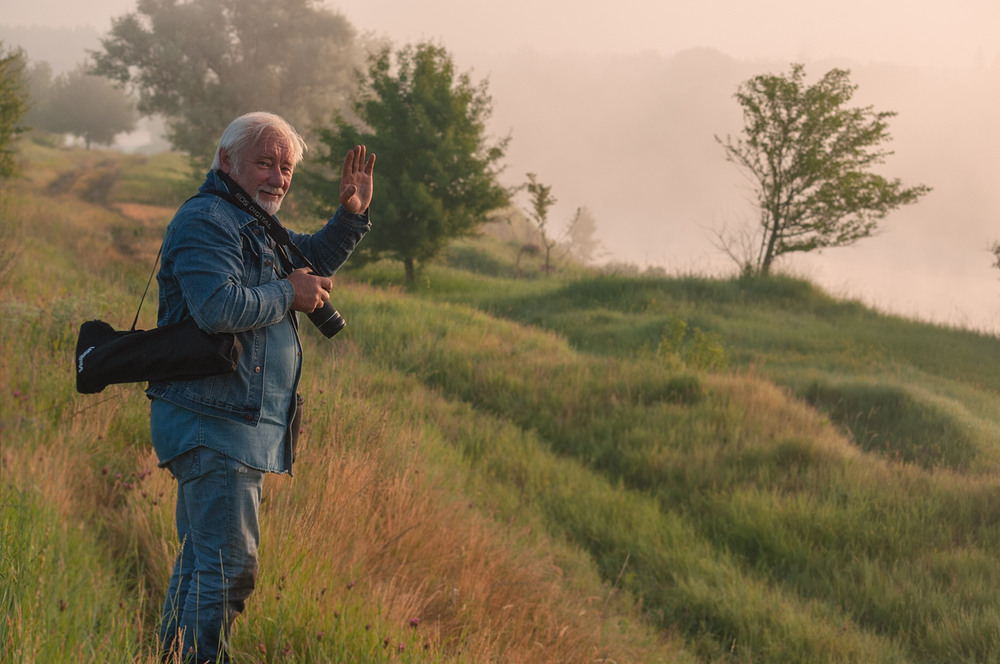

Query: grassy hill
[2,143,999,663]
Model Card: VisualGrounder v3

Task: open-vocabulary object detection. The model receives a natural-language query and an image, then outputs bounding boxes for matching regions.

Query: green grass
[0,483,146,663]
[328,253,1000,662]
[3,144,1000,663]
[377,263,1000,472]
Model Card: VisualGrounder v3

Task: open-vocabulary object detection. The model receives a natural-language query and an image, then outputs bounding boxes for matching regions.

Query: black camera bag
[75,317,242,394]
[75,225,242,395]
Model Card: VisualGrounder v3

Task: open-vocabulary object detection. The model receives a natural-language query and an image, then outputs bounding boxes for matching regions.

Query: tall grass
[321,279,1000,662]
[1,144,675,662]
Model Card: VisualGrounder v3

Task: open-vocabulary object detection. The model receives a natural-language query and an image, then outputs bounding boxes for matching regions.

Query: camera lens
[306,301,346,338]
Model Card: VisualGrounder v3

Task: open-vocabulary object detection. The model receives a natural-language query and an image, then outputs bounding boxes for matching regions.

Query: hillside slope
[3,145,1000,663]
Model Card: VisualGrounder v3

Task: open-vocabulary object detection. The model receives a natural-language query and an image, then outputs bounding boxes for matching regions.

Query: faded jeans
[159,446,263,663]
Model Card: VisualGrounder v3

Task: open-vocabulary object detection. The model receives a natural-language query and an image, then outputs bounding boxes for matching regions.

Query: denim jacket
[145,170,370,425]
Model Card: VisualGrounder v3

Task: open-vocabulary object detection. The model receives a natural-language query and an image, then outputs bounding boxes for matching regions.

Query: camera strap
[127,173,315,337]
[207,170,317,275]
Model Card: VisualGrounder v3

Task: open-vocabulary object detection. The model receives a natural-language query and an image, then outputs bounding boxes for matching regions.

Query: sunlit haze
[4,0,998,332]
[7,0,999,68]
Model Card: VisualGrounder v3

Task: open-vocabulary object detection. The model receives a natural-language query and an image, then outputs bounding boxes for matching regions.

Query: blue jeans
[159,446,263,663]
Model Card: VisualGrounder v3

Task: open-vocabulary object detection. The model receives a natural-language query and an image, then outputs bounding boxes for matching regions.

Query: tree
[715,63,931,276]
[23,61,54,126]
[92,0,361,168]
[307,42,509,283]
[523,173,558,274]
[991,241,1000,274]
[33,62,137,149]
[565,205,604,265]
[0,42,29,178]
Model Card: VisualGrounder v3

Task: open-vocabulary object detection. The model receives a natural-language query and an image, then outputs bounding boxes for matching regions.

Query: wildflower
[409,617,420,628]
[258,642,266,654]
[347,580,355,590]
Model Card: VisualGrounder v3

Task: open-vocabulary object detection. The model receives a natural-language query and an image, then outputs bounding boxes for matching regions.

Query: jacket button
[264,260,272,267]
[254,366,261,373]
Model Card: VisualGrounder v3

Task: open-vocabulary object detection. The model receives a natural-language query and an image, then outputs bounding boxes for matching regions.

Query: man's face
[221,132,295,215]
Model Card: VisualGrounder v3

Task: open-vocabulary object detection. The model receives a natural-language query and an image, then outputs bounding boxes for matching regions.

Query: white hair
[211,112,307,174]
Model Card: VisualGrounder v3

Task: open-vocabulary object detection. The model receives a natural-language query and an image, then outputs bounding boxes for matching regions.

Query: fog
[3,0,998,332]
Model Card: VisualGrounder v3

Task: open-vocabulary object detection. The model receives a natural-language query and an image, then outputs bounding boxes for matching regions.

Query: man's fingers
[342,145,365,176]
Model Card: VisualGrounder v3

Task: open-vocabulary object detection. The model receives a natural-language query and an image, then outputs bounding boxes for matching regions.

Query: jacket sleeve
[286,206,371,277]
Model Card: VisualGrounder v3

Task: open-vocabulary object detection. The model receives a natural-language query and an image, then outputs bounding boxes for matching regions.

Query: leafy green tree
[307,42,509,283]
[0,42,29,178]
[92,0,361,169]
[33,62,137,149]
[715,63,931,276]
[0,42,28,287]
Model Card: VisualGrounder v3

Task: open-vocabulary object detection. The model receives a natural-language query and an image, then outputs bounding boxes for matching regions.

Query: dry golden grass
[244,355,678,662]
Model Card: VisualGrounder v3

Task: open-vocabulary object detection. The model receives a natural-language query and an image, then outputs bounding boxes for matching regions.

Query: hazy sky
[7,0,998,68]
[339,0,1000,69]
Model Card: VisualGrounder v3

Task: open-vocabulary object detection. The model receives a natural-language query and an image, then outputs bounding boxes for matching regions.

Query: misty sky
[5,0,999,332]
[346,0,1000,69]
[7,0,998,68]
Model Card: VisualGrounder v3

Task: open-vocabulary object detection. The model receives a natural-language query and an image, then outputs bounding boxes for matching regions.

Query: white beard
[255,191,283,215]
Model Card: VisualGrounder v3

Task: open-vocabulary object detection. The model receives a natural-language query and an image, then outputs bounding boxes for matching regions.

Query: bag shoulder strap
[131,243,162,332]
[133,191,210,332]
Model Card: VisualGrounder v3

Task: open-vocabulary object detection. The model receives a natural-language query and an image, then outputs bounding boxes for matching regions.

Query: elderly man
[146,112,374,663]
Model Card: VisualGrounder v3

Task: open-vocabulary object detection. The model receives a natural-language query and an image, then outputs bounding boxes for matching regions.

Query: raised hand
[339,145,376,214]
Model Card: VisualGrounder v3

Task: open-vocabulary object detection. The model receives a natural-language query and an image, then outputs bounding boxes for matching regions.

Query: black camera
[306,301,346,338]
